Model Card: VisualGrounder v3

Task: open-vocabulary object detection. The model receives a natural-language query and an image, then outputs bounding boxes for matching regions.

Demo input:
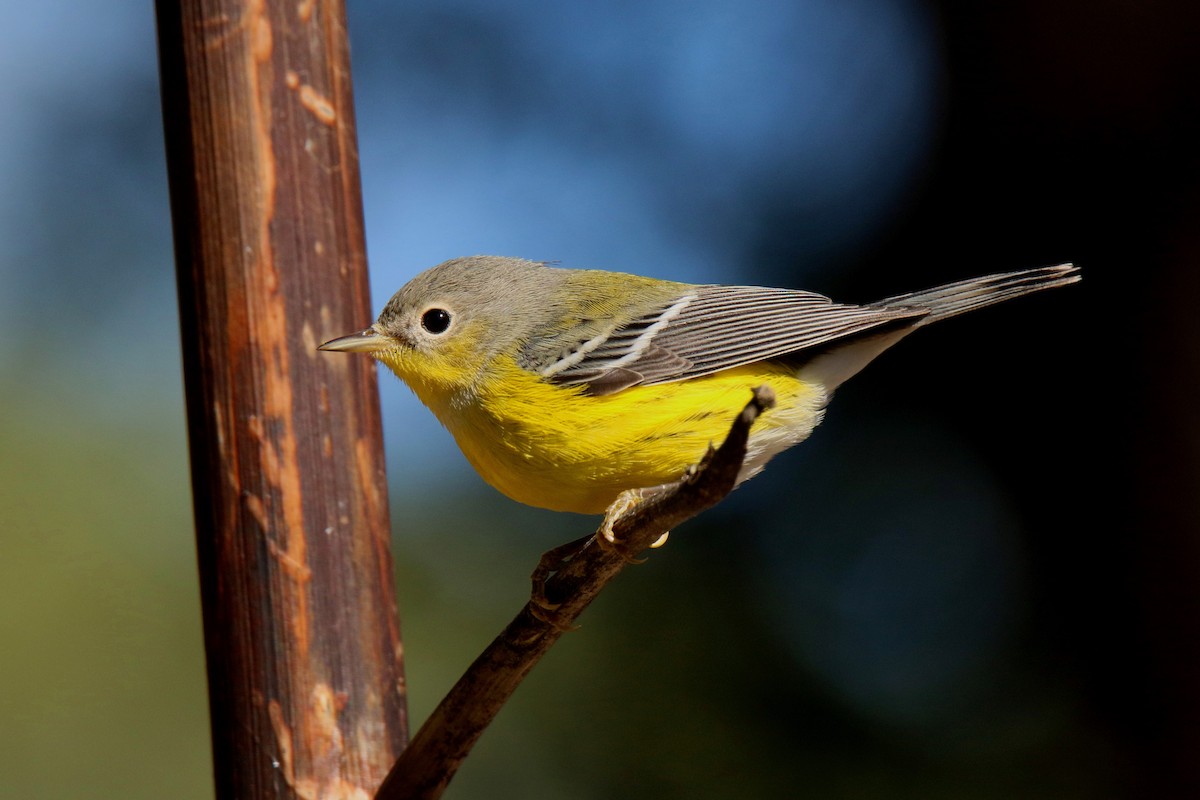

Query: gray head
[378,255,569,351]
[319,256,569,367]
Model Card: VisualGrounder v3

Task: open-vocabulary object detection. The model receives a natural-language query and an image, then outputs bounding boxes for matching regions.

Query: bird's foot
[595,488,671,561]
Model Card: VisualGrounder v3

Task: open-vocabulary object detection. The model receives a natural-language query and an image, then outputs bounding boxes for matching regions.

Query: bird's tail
[872,263,1081,326]
[801,263,1080,392]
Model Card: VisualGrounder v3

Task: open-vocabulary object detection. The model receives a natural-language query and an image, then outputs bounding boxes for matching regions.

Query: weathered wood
[155,1,408,796]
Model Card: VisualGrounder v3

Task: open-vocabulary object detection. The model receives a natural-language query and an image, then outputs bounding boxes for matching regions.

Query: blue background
[1,1,1194,797]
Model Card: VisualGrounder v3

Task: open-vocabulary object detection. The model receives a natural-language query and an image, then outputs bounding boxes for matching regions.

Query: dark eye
[421,308,452,334]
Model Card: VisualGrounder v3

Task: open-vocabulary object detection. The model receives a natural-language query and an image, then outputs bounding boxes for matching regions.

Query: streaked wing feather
[548,284,927,395]
[573,367,646,396]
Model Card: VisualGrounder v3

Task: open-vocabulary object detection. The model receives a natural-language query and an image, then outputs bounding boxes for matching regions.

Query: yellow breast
[397,352,825,514]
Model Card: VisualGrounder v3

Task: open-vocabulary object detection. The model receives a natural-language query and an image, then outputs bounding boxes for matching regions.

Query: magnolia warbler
[320,256,1079,514]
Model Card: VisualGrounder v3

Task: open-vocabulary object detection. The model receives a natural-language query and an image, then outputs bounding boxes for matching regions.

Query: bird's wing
[530,284,928,396]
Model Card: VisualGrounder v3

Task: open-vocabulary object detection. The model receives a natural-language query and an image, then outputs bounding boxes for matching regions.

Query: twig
[375,386,777,799]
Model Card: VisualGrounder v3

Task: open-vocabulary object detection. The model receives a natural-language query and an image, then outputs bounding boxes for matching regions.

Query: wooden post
[155,1,408,797]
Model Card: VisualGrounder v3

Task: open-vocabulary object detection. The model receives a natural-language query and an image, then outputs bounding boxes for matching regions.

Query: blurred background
[2,0,1197,797]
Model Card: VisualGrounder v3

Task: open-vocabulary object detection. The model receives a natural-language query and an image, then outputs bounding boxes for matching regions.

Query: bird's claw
[594,488,672,562]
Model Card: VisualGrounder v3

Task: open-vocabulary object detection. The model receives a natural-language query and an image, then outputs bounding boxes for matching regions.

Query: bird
[320,256,1079,515]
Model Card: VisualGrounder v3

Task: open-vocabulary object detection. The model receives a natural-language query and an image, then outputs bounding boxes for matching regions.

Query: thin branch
[375,386,777,800]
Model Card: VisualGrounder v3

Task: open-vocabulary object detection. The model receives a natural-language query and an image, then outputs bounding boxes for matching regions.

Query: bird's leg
[595,489,649,564]
[600,456,717,553]
[529,478,681,628]
[595,487,673,561]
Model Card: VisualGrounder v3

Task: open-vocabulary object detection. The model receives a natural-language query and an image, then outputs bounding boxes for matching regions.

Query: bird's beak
[318,326,393,353]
